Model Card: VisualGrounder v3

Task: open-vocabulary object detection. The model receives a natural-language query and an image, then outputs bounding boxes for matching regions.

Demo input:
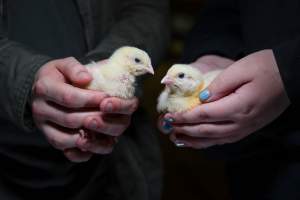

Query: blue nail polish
[199,89,210,101]
[162,119,173,134]
[165,117,175,123]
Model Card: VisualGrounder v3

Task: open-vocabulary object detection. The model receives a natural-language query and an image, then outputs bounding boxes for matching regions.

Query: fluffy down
[85,46,154,99]
[157,64,221,113]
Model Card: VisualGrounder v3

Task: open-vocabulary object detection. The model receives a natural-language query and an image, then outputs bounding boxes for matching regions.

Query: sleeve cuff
[273,38,300,104]
[16,55,52,132]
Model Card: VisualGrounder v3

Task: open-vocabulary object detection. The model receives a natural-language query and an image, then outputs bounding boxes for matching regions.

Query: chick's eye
[178,73,185,79]
[134,58,141,63]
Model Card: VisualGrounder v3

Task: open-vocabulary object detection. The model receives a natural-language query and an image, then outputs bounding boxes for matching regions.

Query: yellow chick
[85,46,154,99]
[157,64,221,113]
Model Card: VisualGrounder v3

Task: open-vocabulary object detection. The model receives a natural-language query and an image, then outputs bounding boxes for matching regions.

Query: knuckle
[177,114,187,122]
[31,101,45,118]
[197,108,210,120]
[63,114,79,128]
[63,57,76,64]
[64,57,82,71]
[34,80,47,96]
[62,92,75,105]
[240,103,255,117]
[199,126,212,136]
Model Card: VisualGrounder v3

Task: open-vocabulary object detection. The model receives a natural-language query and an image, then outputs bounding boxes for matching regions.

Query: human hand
[76,96,138,152]
[191,55,234,73]
[160,50,290,148]
[32,57,110,162]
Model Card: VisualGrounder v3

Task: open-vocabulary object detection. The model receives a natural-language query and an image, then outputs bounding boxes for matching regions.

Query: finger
[157,115,174,135]
[76,131,115,154]
[165,88,252,124]
[164,97,236,124]
[40,123,81,150]
[32,100,101,129]
[172,135,226,149]
[55,57,92,86]
[33,79,107,108]
[170,134,239,149]
[63,148,93,163]
[199,61,252,102]
[100,97,139,115]
[83,114,131,137]
[173,122,237,138]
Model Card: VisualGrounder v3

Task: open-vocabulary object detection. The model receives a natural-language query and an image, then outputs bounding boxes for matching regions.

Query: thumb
[56,57,92,86]
[199,63,251,102]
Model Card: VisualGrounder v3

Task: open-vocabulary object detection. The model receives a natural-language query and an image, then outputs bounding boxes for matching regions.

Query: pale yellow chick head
[161,64,204,95]
[110,46,154,76]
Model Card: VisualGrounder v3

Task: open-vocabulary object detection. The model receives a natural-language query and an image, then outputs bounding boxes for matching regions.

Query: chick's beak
[146,65,154,75]
[161,75,174,85]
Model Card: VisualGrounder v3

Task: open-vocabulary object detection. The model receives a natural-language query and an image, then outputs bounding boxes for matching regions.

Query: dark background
[141,0,231,199]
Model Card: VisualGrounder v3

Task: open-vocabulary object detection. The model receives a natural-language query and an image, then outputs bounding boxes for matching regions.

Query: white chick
[85,46,154,99]
[157,64,221,113]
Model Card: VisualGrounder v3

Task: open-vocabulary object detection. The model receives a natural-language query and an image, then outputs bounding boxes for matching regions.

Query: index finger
[165,91,245,124]
[34,78,107,108]
[100,97,139,115]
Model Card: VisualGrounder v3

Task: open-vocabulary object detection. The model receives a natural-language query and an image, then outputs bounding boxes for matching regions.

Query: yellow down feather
[157,64,221,113]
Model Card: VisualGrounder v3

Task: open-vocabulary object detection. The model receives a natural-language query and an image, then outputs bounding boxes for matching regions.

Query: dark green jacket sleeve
[84,0,170,66]
[182,0,244,63]
[0,37,51,132]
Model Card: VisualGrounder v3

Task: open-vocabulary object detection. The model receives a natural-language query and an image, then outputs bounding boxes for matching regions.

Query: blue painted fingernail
[199,89,210,101]
[165,117,175,123]
[162,119,173,134]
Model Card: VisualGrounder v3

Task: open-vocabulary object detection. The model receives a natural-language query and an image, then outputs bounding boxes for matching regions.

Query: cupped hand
[76,97,138,153]
[32,57,110,162]
[160,50,290,148]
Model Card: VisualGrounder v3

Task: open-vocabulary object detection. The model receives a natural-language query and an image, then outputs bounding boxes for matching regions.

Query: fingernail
[105,102,113,112]
[174,140,186,147]
[199,89,210,101]
[164,117,175,123]
[89,119,98,130]
[79,129,87,138]
[162,119,173,134]
[77,71,90,80]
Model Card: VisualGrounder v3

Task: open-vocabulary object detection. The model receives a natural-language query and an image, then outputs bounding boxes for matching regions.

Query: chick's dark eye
[178,73,185,79]
[134,58,141,63]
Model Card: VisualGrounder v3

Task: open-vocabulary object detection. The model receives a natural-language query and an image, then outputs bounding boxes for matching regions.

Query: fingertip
[63,148,93,163]
[100,99,114,113]
[160,118,174,135]
[74,71,92,86]
[164,113,173,120]
[199,89,211,102]
[77,71,92,81]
